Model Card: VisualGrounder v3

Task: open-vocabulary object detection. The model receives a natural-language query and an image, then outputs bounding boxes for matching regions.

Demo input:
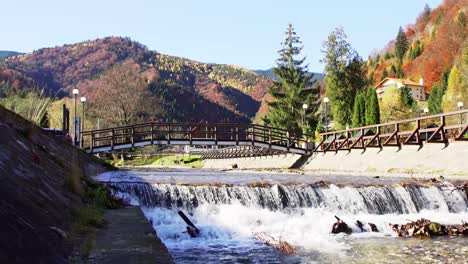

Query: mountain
[0,51,21,60]
[367,0,467,90]
[254,68,325,84]
[0,37,273,124]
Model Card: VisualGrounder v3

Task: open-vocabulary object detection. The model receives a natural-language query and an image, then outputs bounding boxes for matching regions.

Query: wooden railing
[80,122,314,154]
[315,109,468,153]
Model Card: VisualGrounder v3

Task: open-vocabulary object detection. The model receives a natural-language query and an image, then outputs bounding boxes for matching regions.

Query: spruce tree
[263,24,318,136]
[365,87,380,125]
[395,26,409,62]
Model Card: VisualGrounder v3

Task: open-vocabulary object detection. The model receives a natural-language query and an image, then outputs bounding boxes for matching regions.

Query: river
[96,168,468,263]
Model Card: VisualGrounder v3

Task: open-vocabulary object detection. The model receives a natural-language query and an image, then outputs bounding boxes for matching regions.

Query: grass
[111,154,203,168]
[69,177,124,260]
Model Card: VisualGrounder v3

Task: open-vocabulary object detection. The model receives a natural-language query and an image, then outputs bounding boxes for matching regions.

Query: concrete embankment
[88,207,173,264]
[203,153,300,169]
[203,141,468,176]
[303,141,468,176]
[0,105,172,263]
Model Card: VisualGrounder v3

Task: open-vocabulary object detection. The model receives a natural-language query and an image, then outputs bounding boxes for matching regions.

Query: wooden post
[90,132,94,154]
[235,127,239,146]
[251,125,255,146]
[269,127,272,149]
[167,124,171,145]
[111,129,115,151]
[214,126,217,145]
[131,126,135,148]
[189,125,192,145]
[395,123,400,147]
[150,124,154,145]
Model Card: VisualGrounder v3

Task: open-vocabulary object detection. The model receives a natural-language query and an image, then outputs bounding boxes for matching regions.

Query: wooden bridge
[80,109,467,156]
[315,109,468,153]
[80,123,313,155]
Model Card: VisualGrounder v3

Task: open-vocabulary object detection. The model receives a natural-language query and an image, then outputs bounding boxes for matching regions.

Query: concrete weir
[88,207,173,264]
[303,141,468,175]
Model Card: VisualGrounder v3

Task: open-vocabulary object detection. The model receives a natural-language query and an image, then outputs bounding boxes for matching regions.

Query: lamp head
[457,101,464,108]
[302,103,308,109]
[323,97,329,103]
[80,97,87,103]
[72,88,79,95]
[423,108,429,113]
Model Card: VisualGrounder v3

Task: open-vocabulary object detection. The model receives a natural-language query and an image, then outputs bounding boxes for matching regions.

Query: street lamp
[302,103,308,128]
[72,88,79,146]
[323,97,329,133]
[423,107,429,140]
[80,96,87,148]
[458,101,464,125]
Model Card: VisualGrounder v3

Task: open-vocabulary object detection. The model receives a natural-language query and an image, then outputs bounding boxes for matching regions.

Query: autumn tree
[92,61,161,127]
[380,85,412,122]
[263,24,318,136]
[321,27,368,129]
[442,63,467,112]
[395,26,409,63]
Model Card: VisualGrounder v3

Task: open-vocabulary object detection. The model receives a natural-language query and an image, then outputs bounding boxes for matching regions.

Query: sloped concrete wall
[302,141,468,176]
[203,154,300,169]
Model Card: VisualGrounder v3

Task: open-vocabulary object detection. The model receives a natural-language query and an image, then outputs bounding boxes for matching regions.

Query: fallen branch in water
[390,218,468,238]
[252,232,297,254]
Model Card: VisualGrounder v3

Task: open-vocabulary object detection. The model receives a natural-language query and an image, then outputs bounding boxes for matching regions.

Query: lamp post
[323,97,329,133]
[80,96,87,148]
[458,101,464,125]
[72,88,79,146]
[423,107,429,140]
[302,103,308,129]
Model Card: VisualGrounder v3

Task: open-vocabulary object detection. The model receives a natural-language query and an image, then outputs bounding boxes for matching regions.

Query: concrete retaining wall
[203,154,300,169]
[302,141,468,176]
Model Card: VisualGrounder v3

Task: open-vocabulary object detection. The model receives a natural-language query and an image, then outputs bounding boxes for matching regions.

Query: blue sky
[1,0,442,72]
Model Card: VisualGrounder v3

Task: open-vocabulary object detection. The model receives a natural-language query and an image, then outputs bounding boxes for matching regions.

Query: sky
[1,0,443,72]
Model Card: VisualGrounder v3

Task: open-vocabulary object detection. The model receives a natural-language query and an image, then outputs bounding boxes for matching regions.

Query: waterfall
[110,181,467,214]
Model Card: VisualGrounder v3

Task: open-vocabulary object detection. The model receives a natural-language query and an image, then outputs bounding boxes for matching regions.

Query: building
[375,77,427,101]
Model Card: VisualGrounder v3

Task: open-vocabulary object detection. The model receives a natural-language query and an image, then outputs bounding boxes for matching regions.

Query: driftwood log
[178,210,200,238]
[252,232,297,254]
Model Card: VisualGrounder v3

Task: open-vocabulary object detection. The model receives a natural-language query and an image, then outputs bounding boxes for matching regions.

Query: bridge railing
[315,109,468,153]
[80,122,314,153]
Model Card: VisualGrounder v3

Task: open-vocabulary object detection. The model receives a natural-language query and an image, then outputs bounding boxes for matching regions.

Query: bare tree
[92,61,161,127]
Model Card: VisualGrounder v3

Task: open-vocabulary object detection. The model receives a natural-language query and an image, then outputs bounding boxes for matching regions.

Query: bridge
[315,109,468,153]
[80,109,467,156]
[80,123,313,155]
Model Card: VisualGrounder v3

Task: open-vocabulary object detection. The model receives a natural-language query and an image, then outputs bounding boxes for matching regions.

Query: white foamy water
[100,169,468,263]
[142,204,468,263]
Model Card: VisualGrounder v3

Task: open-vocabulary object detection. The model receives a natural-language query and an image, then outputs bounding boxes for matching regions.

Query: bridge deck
[81,123,312,155]
[80,110,467,156]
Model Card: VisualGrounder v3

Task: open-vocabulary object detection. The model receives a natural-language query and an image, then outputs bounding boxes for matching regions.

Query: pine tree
[423,4,431,23]
[365,87,380,125]
[395,26,409,62]
[263,24,318,136]
[321,26,367,129]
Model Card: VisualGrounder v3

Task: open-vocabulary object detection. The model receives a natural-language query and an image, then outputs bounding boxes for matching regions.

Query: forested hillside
[367,0,467,89]
[0,37,272,128]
